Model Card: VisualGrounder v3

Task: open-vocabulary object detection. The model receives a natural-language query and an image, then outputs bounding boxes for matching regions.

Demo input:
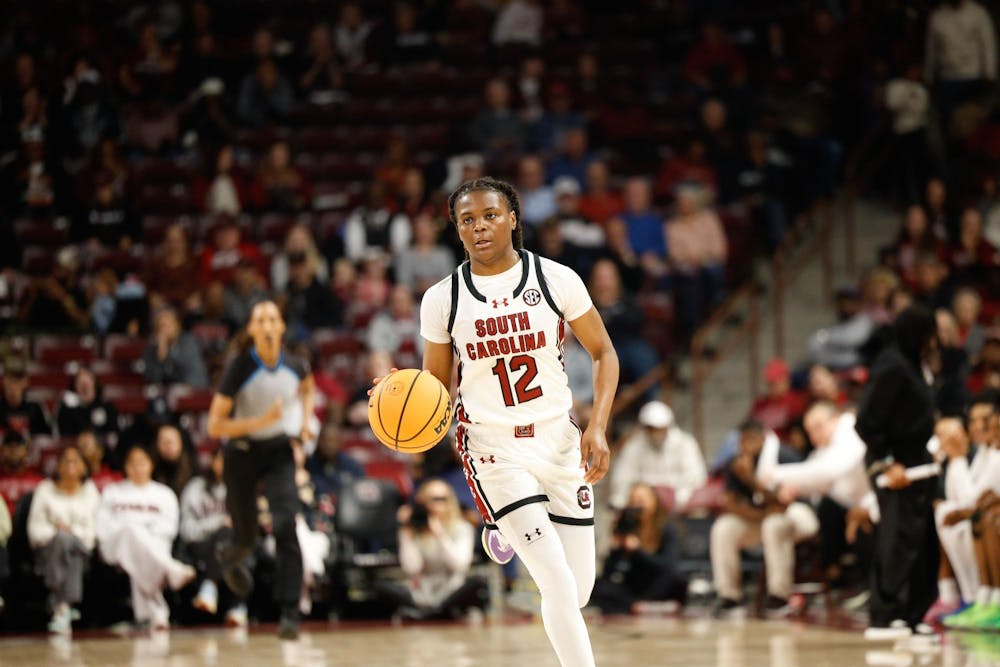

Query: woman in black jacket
[855,305,940,637]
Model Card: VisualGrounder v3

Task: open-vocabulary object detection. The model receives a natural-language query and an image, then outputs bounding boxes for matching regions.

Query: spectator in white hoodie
[27,445,100,634]
[610,401,707,510]
[179,448,246,627]
[97,444,195,630]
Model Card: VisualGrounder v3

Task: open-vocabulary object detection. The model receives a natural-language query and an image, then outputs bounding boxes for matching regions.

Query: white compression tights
[497,503,596,667]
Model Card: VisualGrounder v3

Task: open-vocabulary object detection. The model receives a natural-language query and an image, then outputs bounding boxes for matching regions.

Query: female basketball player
[378,177,618,666]
[207,300,315,639]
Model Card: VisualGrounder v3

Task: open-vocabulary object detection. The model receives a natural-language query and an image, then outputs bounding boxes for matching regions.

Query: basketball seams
[375,373,393,445]
[369,368,451,453]
[392,370,423,448]
[400,374,445,446]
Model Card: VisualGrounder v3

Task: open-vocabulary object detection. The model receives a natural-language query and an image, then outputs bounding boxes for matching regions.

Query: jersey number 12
[491,355,543,407]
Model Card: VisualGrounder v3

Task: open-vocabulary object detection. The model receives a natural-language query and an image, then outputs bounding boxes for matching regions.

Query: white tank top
[420,251,593,428]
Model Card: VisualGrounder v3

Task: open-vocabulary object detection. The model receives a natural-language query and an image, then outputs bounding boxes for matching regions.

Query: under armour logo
[524,527,542,542]
[491,298,509,309]
[479,455,496,464]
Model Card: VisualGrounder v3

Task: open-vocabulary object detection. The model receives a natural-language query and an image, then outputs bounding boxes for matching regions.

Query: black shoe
[278,609,300,640]
[712,597,744,619]
[763,595,792,619]
[216,543,253,599]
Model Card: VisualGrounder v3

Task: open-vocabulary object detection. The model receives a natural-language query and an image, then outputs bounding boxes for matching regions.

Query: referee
[207,300,316,639]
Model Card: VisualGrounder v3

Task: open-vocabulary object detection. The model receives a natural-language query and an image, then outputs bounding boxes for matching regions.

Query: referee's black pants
[223,435,303,609]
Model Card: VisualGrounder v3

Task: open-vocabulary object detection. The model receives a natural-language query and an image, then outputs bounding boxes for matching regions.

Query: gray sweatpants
[36,531,88,606]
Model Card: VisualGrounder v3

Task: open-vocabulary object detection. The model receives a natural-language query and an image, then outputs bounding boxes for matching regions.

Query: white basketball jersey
[420,251,593,428]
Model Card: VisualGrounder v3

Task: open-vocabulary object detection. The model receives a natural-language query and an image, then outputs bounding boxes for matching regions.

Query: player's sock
[498,503,595,667]
[939,578,960,607]
[552,522,596,607]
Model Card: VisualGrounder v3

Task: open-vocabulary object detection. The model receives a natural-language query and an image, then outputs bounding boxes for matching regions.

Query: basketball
[368,368,452,453]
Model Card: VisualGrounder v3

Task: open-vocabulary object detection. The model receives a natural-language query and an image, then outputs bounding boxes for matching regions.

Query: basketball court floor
[0,617,989,667]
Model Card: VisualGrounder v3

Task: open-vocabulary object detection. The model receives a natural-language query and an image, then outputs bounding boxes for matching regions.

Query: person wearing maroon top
[683,21,747,91]
[578,161,623,227]
[950,208,1000,288]
[749,359,808,441]
[0,431,44,517]
[199,217,263,286]
[75,430,122,492]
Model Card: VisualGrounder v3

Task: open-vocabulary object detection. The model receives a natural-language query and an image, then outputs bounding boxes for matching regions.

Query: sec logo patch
[523,289,542,306]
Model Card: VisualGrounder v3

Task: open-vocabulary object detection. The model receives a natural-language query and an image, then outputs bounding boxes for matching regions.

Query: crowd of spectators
[0,0,997,637]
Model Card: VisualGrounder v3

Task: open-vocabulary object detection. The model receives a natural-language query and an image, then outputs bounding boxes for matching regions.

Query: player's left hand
[580,427,610,484]
[299,426,315,444]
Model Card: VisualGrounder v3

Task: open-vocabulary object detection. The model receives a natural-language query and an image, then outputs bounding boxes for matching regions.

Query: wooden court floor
[0,617,990,667]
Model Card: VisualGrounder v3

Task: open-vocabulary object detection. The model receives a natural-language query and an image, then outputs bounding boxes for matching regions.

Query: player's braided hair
[447,177,524,251]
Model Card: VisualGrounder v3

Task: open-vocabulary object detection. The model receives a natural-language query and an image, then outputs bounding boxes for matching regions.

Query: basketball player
[384,177,619,666]
[207,301,316,639]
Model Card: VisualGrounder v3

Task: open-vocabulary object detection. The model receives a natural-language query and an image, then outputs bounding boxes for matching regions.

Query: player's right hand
[367,368,399,396]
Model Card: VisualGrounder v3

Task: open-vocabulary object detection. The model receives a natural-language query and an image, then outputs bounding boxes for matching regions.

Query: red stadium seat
[312,329,366,359]
[679,477,725,516]
[35,337,97,366]
[105,334,148,366]
[364,460,413,498]
[22,246,54,275]
[168,385,215,414]
[14,218,71,247]
[104,386,148,415]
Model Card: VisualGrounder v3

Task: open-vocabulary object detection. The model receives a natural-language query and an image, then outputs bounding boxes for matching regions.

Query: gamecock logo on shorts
[577,486,591,510]
[523,289,542,306]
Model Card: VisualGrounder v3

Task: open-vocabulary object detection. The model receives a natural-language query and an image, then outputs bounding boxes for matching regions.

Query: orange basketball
[368,368,452,454]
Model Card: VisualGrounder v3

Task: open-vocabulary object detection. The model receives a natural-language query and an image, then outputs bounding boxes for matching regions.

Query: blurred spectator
[666,185,727,336]
[796,8,846,86]
[517,155,556,228]
[179,448,246,626]
[656,137,718,202]
[144,307,210,388]
[56,368,119,440]
[18,246,89,331]
[592,483,687,614]
[924,177,954,241]
[281,248,343,337]
[883,63,930,204]
[331,257,358,305]
[895,204,947,290]
[1,356,51,436]
[12,132,63,217]
[492,0,543,46]
[683,21,747,92]
[807,365,848,406]
[598,218,645,294]
[223,260,269,330]
[250,141,312,212]
[579,160,623,226]
[547,127,595,188]
[375,136,412,198]
[470,78,526,157]
[748,359,808,441]
[182,78,234,149]
[533,81,586,154]
[544,0,585,43]
[981,174,1000,246]
[96,444,195,630]
[199,218,263,285]
[737,131,790,253]
[344,182,412,262]
[145,224,201,314]
[59,62,120,158]
[968,330,1000,393]
[442,0,492,43]
[386,479,486,620]
[236,59,294,128]
[396,167,435,220]
[334,2,373,69]
[809,269,897,369]
[271,224,329,293]
[27,444,100,635]
[0,431,44,516]
[395,213,456,294]
[953,288,987,362]
[298,23,346,102]
[912,252,952,310]
[76,137,129,208]
[950,207,999,288]
[589,259,659,391]
[620,177,668,279]
[118,22,179,100]
[609,401,707,510]
[382,2,437,67]
[696,98,742,204]
[367,284,423,359]
[347,351,393,426]
[192,145,247,216]
[563,327,594,427]
[711,420,819,617]
[924,0,997,129]
[74,170,138,249]
[514,55,546,124]
[306,423,365,501]
[76,430,122,491]
[153,423,196,498]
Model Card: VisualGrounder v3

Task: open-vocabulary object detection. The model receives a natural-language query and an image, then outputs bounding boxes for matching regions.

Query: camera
[408,502,430,530]
[613,507,641,536]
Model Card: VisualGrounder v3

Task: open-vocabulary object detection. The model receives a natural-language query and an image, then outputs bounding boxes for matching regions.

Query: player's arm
[568,306,620,484]
[422,341,455,391]
[298,373,316,442]
[206,393,282,440]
